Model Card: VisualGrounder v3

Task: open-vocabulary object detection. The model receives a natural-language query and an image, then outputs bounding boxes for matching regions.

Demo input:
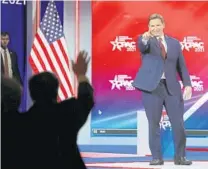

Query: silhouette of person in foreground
[23,50,94,169]
[1,76,24,169]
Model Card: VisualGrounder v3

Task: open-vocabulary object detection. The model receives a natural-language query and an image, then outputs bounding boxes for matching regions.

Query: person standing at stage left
[1,32,22,84]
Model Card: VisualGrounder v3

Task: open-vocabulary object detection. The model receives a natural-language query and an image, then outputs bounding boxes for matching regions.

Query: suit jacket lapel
[10,51,14,68]
[1,53,4,73]
[8,50,16,72]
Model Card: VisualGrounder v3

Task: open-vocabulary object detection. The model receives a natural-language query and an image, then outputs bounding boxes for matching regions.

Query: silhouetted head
[1,76,22,113]
[29,72,59,103]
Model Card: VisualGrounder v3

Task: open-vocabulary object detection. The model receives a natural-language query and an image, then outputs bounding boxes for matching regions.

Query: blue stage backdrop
[1,0,63,111]
[1,1,64,111]
[1,1,26,81]
[1,1,27,110]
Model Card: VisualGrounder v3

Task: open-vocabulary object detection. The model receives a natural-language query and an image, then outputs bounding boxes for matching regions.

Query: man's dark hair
[29,72,59,102]
[148,13,164,24]
[1,32,10,37]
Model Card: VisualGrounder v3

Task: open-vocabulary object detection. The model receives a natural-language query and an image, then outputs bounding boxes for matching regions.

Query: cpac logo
[160,111,171,130]
[109,75,135,91]
[180,36,204,52]
[1,0,26,5]
[110,36,136,52]
[179,75,204,92]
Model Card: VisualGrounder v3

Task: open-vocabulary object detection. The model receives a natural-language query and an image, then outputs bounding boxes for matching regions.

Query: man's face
[1,35,10,49]
[148,19,165,37]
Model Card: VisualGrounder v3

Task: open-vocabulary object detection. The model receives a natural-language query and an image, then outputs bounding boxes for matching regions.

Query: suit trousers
[142,79,186,159]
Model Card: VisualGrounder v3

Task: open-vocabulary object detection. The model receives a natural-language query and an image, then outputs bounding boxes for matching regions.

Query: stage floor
[86,161,208,169]
[80,145,208,169]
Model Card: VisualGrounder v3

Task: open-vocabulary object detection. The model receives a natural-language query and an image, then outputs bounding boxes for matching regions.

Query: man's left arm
[71,50,94,129]
[176,41,192,100]
[73,75,94,129]
[12,52,22,85]
[177,42,191,87]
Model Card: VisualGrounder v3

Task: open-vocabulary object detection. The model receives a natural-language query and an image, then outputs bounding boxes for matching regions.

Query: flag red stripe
[57,96,61,103]
[29,54,63,101]
[35,33,68,98]
[57,39,69,68]
[50,43,74,96]
[58,39,74,96]
[29,56,39,74]
[56,90,61,102]
[30,44,64,101]
[55,41,74,96]
[32,44,47,70]
[30,2,74,101]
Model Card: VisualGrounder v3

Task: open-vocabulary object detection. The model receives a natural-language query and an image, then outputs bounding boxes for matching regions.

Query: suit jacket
[133,35,191,95]
[22,82,94,169]
[1,49,22,84]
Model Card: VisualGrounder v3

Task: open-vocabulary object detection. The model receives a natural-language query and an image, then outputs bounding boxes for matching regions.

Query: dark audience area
[1,51,94,169]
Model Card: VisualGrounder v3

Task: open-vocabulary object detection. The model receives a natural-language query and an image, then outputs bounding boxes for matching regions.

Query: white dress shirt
[142,35,167,79]
[1,47,13,78]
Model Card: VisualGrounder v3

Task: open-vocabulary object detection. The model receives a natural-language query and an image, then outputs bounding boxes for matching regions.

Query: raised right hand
[142,31,153,41]
[72,50,90,76]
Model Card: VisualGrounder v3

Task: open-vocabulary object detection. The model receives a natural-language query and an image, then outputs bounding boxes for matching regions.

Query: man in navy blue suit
[133,13,192,165]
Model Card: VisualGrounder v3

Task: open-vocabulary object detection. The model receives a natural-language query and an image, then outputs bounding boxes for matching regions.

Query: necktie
[158,38,167,59]
[4,49,9,77]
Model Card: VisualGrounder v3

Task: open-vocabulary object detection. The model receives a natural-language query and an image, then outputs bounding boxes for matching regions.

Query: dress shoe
[174,157,192,165]
[149,159,164,165]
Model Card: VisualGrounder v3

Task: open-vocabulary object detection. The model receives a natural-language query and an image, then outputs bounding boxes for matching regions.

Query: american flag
[29,1,74,101]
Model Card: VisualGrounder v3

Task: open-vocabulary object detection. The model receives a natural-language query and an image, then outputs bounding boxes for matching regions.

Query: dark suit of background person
[1,32,22,84]
[1,76,24,169]
[23,51,94,169]
[133,14,192,165]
